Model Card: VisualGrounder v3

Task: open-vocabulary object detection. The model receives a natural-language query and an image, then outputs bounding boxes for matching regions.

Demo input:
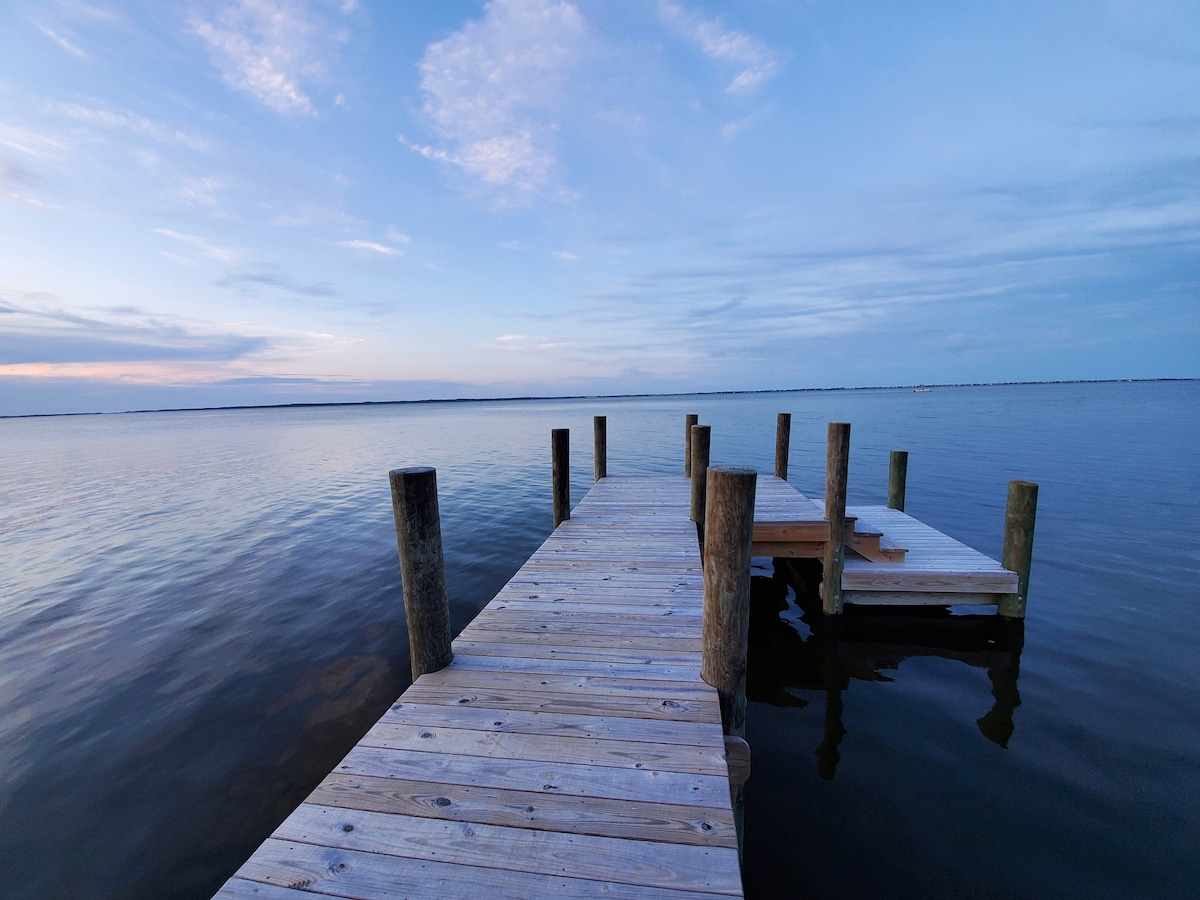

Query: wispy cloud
[658,1,783,94]
[179,176,224,206]
[51,101,210,151]
[0,295,269,366]
[154,228,237,263]
[338,239,400,256]
[414,0,586,198]
[216,269,338,298]
[34,23,88,59]
[552,250,578,260]
[191,0,350,115]
[0,123,66,157]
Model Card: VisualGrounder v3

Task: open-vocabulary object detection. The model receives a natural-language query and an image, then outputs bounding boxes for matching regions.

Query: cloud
[0,123,66,157]
[154,228,237,263]
[337,239,400,256]
[34,23,88,59]
[385,227,412,244]
[191,0,350,115]
[552,250,578,260]
[216,269,338,298]
[658,1,783,94]
[179,176,224,206]
[52,102,210,152]
[0,296,268,366]
[415,0,586,197]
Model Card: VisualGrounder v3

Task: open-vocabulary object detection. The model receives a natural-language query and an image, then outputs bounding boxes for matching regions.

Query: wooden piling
[888,450,908,511]
[684,414,699,476]
[998,480,1038,618]
[593,416,607,483]
[552,428,570,528]
[700,464,757,859]
[775,413,791,480]
[822,423,850,615]
[388,467,454,680]
[689,424,711,526]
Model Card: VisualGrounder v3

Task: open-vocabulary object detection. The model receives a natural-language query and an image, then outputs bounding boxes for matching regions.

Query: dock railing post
[388,467,454,680]
[552,428,570,528]
[689,424,711,528]
[593,416,607,482]
[888,450,908,511]
[684,414,699,476]
[775,413,791,480]
[701,465,757,860]
[822,423,850,615]
[998,480,1038,618]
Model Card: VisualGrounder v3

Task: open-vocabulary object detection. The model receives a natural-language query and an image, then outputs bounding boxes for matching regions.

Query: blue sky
[1,0,1196,415]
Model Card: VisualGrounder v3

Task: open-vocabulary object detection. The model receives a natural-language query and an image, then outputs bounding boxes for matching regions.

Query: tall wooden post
[822,423,850,615]
[775,413,791,480]
[593,416,607,482]
[388,467,453,680]
[888,450,908,511]
[684,414,699,476]
[689,424,711,526]
[552,428,570,528]
[998,480,1038,619]
[701,465,757,859]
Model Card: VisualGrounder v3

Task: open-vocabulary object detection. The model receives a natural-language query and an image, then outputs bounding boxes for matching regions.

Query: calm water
[1,382,1197,898]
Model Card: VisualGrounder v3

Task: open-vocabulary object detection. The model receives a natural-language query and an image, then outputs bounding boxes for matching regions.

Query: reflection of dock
[750,565,1025,779]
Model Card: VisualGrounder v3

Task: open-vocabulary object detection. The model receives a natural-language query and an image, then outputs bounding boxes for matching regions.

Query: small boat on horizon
[914,387,932,393]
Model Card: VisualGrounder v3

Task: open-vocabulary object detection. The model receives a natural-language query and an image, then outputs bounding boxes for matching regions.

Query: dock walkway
[217,475,743,899]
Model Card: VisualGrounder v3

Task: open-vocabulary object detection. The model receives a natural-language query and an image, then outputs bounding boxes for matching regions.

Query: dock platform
[216,475,743,899]
[216,463,1021,898]
[750,477,1017,606]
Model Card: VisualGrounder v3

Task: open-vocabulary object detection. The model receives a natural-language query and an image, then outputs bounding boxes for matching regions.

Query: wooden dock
[215,424,1029,898]
[216,475,744,899]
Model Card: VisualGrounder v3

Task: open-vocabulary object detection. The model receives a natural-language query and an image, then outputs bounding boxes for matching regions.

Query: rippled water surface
[1,382,1197,898]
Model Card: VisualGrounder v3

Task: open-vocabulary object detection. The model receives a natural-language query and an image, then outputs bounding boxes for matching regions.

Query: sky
[0,0,1197,416]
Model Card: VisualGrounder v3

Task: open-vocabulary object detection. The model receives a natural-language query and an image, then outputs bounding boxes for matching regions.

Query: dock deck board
[216,475,743,899]
[842,505,1017,601]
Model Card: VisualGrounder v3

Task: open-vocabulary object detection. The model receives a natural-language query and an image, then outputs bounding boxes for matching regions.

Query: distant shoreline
[2,377,1195,421]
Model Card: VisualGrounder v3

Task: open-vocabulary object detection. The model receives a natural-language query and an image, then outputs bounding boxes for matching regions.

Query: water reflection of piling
[752,560,1025,778]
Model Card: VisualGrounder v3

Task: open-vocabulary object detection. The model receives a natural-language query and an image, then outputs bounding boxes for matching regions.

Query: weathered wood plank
[400,682,717,722]
[450,629,704,652]
[414,667,718,703]
[459,617,701,639]
[268,803,743,894]
[359,721,727,775]
[231,839,737,899]
[451,639,702,667]
[447,651,702,683]
[302,773,737,848]
[336,746,731,808]
[379,702,723,747]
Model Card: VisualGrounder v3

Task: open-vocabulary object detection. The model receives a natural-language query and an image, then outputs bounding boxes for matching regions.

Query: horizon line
[2,376,1194,421]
